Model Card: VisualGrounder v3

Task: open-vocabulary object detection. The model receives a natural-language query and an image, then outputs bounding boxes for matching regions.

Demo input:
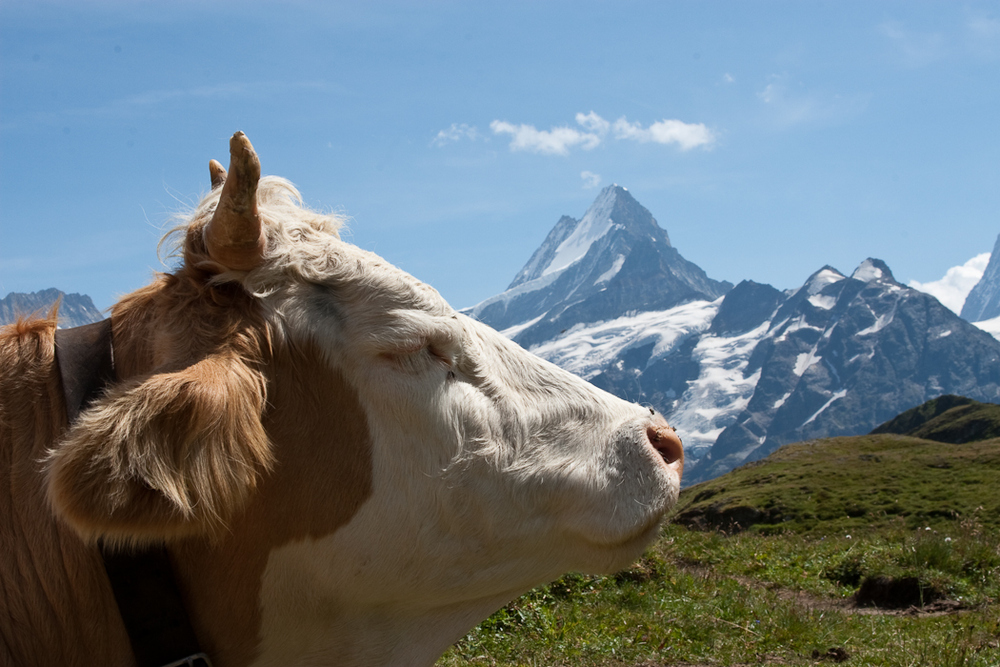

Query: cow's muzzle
[646,419,684,479]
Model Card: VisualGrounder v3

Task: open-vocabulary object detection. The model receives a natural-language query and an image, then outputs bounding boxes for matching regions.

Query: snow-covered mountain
[468,185,732,348]
[470,187,1000,485]
[687,259,1000,483]
[0,289,104,328]
[961,233,1000,322]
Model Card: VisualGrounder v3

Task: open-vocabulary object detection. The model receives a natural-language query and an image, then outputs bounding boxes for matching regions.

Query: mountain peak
[507,184,672,290]
[803,266,847,295]
[851,258,896,284]
[470,186,731,343]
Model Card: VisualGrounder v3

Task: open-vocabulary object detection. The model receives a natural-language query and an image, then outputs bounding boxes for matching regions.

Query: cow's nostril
[647,424,683,466]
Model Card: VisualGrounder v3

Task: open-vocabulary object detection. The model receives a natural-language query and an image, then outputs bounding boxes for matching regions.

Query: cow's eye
[427,344,452,367]
[378,341,456,378]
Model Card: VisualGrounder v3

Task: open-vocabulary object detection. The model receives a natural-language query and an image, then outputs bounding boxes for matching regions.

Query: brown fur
[2,226,375,665]
[0,315,133,666]
[47,272,275,545]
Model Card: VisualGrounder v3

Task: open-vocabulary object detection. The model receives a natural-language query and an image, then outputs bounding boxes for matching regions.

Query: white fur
[187,177,682,666]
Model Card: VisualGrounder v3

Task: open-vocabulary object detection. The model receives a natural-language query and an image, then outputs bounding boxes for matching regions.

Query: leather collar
[54,319,212,667]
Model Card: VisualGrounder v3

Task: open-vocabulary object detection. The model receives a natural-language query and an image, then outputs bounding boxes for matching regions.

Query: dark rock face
[469,185,731,348]
[687,259,1000,484]
[0,289,103,328]
[709,280,784,336]
[961,233,1000,322]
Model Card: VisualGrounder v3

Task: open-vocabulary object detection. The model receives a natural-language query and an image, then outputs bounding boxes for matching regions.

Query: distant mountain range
[469,185,1000,484]
[0,288,104,328]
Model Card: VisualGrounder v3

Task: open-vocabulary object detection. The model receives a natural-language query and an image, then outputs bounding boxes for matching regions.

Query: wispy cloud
[3,80,340,130]
[757,75,868,127]
[431,123,481,146]
[485,111,715,155]
[580,171,601,188]
[881,22,948,67]
[575,111,610,134]
[880,17,1000,65]
[908,253,990,314]
[967,15,1000,58]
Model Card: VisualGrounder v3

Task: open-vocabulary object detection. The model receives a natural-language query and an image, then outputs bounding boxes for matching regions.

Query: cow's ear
[46,352,273,545]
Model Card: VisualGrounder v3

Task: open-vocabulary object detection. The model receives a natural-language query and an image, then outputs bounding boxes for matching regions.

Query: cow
[0,132,683,667]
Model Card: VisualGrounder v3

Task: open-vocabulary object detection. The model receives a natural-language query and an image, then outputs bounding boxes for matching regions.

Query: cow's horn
[209,159,227,189]
[204,132,266,271]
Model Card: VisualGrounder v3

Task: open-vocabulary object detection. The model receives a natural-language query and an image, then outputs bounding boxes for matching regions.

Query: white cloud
[431,123,480,146]
[908,253,990,314]
[612,117,715,150]
[575,111,610,134]
[488,112,716,155]
[723,73,735,84]
[580,171,601,188]
[489,120,600,155]
[974,315,1000,341]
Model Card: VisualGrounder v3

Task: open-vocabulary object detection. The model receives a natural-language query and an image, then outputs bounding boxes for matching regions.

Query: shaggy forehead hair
[166,176,344,289]
[168,175,449,321]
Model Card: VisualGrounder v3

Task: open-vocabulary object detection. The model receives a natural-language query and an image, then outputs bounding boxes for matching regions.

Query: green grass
[437,432,1000,666]
[673,435,1000,535]
[438,522,1000,666]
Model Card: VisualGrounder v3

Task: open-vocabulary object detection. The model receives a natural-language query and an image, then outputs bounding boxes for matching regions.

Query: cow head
[45,133,683,665]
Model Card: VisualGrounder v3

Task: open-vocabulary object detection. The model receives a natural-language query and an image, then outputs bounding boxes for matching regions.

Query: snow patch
[803,390,848,426]
[805,268,846,295]
[807,293,837,310]
[774,316,823,343]
[794,349,821,376]
[851,259,884,283]
[595,254,625,285]
[666,320,772,458]
[500,314,545,339]
[527,299,720,380]
[856,311,894,336]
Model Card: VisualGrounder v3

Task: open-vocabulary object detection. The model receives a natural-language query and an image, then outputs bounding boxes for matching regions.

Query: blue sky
[2,1,999,313]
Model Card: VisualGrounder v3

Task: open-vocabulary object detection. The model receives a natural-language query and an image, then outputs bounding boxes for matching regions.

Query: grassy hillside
[871,394,1000,444]
[438,399,1000,666]
[673,434,1000,535]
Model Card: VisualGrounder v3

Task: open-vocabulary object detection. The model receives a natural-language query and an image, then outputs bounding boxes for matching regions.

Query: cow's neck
[169,339,377,666]
[0,320,133,665]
